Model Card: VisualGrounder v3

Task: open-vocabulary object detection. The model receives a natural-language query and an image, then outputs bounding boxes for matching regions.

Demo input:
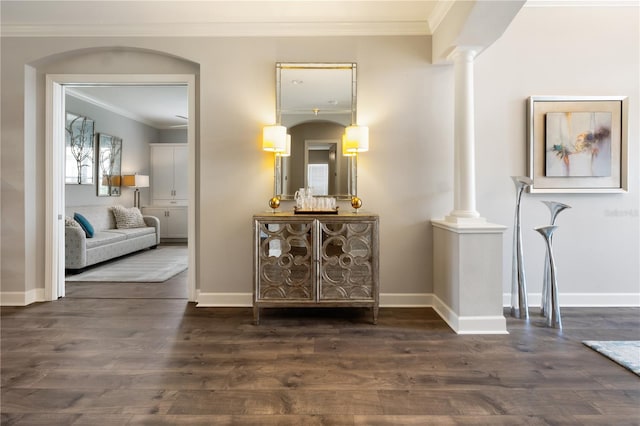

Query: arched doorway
[36,48,199,301]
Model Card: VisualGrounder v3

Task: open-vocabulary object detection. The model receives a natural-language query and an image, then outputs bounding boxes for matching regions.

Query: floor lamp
[122,174,149,208]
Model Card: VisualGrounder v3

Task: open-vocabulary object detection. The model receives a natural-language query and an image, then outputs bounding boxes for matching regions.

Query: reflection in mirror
[276,63,356,200]
[65,112,95,185]
[96,133,122,197]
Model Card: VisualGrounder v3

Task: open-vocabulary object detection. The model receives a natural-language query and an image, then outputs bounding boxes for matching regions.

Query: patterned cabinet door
[255,219,315,301]
[318,219,378,301]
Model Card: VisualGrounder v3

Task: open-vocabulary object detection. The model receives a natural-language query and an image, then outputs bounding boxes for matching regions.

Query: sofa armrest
[65,225,87,269]
[143,215,161,245]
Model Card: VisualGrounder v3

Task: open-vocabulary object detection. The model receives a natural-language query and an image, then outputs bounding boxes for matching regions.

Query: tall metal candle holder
[534,225,562,329]
[511,176,533,319]
[540,201,570,318]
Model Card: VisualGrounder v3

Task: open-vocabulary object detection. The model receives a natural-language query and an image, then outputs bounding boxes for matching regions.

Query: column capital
[447,46,481,62]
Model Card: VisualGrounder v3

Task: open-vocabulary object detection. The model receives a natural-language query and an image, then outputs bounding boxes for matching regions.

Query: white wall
[1,4,638,306]
[475,5,639,305]
[65,95,158,208]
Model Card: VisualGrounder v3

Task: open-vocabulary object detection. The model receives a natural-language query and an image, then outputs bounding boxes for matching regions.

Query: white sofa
[65,205,160,270]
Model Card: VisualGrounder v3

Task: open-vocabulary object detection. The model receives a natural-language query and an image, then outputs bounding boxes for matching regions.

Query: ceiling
[66,86,189,130]
[5,1,619,128]
[279,64,355,127]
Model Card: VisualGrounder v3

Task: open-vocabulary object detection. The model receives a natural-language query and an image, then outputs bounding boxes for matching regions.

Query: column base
[431,219,508,334]
[444,214,486,225]
[445,207,489,225]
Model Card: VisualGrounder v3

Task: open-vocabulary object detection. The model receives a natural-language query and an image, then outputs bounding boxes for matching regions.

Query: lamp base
[134,189,141,208]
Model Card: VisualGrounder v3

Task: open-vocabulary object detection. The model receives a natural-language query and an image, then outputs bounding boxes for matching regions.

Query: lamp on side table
[122,174,149,208]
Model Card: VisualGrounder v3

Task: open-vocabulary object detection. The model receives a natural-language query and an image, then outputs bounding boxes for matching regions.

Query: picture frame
[65,112,95,185]
[527,96,628,193]
[96,133,123,197]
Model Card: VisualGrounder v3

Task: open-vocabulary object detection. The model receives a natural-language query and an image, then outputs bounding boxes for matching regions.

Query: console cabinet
[253,212,379,324]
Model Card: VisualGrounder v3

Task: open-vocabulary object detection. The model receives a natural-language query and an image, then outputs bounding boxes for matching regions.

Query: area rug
[66,246,187,282]
[583,340,640,376]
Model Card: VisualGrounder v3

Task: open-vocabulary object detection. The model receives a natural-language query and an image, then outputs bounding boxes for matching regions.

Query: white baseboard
[196,292,252,307]
[196,292,507,334]
[0,288,44,306]
[432,294,508,334]
[503,292,640,307]
[6,289,636,311]
[196,292,435,308]
[379,293,433,307]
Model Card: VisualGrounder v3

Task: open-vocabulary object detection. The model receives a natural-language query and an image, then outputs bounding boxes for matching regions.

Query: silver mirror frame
[275,62,358,200]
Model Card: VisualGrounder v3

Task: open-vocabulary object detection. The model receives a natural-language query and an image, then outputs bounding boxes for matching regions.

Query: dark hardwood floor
[2,272,639,425]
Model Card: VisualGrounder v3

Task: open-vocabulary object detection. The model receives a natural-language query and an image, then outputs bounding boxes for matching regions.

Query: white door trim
[45,77,66,300]
[45,74,198,302]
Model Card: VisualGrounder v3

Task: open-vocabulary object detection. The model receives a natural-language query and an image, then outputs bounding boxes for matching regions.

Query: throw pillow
[65,216,81,228]
[111,205,146,229]
[73,213,95,238]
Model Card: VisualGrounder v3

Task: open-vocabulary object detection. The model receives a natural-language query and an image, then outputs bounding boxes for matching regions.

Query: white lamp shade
[122,174,149,188]
[343,125,369,153]
[342,134,356,156]
[263,125,288,152]
[280,134,292,157]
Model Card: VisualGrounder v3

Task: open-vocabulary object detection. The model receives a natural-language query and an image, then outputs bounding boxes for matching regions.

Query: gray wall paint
[158,128,188,144]
[1,6,638,304]
[65,95,159,208]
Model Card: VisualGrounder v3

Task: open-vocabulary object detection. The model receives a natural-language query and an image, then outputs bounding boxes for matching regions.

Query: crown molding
[427,0,456,34]
[3,0,634,38]
[1,21,431,38]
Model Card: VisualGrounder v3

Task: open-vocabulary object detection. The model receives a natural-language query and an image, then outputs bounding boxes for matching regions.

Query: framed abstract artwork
[527,96,628,193]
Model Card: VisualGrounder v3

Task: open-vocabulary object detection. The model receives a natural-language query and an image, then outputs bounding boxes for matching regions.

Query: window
[307,164,329,195]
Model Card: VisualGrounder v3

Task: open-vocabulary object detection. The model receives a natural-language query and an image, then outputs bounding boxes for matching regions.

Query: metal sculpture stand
[534,225,562,329]
[511,176,532,319]
[540,201,570,318]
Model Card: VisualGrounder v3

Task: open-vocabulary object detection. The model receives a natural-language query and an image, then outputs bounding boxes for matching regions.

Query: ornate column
[428,2,524,334]
[446,47,482,223]
[431,46,507,334]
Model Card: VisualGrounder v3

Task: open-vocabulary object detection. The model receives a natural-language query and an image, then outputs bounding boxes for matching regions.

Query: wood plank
[2,275,639,425]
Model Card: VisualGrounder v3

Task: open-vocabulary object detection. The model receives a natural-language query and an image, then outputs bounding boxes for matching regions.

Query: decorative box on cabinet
[253,212,379,325]
[149,143,188,206]
[142,206,188,239]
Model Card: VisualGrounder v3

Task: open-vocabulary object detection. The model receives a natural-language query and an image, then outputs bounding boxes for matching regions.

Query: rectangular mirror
[65,112,95,185]
[275,63,357,200]
[96,133,122,197]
